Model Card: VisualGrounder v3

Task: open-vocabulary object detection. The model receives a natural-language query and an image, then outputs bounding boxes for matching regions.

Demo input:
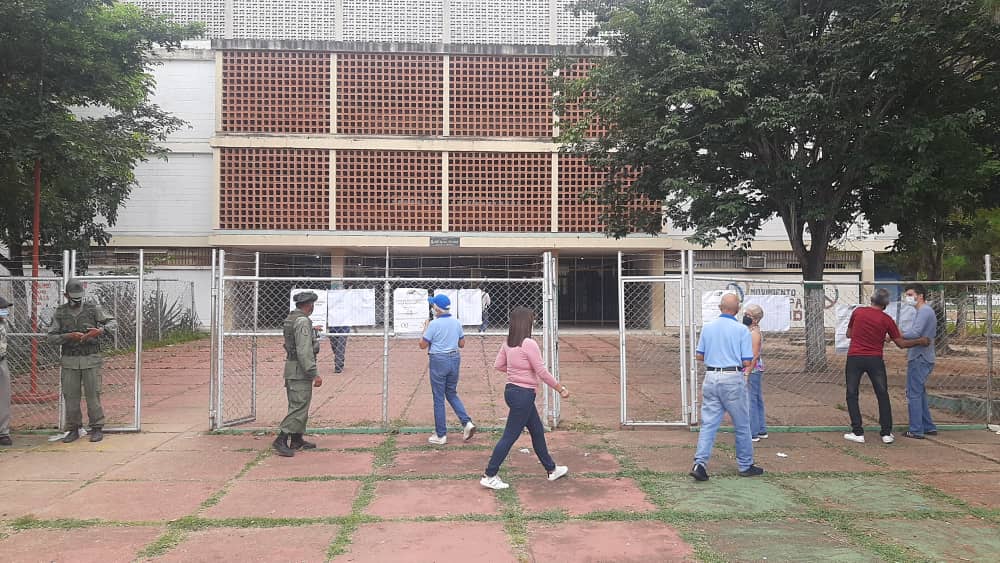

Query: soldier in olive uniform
[47,279,116,443]
[0,296,13,446]
[274,291,324,457]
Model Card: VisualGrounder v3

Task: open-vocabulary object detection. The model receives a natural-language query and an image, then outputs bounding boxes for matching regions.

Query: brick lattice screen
[219,148,330,230]
[558,156,653,233]
[337,54,444,136]
[335,151,442,230]
[449,56,553,137]
[449,153,551,231]
[559,59,607,138]
[221,51,331,133]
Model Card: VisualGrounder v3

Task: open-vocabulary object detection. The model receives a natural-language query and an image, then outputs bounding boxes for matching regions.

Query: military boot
[89,427,104,443]
[290,433,317,450]
[62,428,81,443]
[272,432,295,457]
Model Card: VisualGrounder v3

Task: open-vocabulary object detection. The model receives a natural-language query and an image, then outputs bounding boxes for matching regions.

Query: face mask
[69,297,83,306]
[742,315,753,326]
[0,309,8,318]
[903,296,917,306]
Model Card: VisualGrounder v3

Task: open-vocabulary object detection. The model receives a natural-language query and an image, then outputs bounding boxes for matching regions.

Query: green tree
[0,0,201,275]
[558,0,1000,367]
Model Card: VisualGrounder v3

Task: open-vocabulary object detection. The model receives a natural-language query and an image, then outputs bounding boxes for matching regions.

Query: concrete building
[101,0,894,326]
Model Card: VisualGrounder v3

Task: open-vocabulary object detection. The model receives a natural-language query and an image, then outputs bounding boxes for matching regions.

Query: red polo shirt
[847,306,901,357]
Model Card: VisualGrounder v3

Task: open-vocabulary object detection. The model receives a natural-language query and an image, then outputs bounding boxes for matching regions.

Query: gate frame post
[986,254,994,426]
[134,249,144,431]
[617,251,627,426]
[209,249,218,429]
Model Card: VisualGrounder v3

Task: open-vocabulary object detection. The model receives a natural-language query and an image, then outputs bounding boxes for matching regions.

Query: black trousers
[845,355,893,436]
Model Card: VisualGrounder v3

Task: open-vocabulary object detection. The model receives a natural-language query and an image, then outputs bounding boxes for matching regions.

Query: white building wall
[114,154,214,236]
[148,57,216,142]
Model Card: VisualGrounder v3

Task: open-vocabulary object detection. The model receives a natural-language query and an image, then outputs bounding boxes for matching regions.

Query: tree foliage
[0,0,201,275]
[558,0,1000,365]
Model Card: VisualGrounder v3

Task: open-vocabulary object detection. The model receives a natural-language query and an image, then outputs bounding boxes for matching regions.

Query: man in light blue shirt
[901,284,938,439]
[420,294,475,445]
[690,293,762,481]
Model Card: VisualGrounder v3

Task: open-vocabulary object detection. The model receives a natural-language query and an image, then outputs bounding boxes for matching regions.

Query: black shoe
[272,432,295,457]
[739,465,765,477]
[689,463,709,481]
[89,428,104,443]
[290,433,317,450]
[0,435,11,446]
[334,368,343,374]
[902,431,925,439]
[62,429,80,443]
[925,430,938,436]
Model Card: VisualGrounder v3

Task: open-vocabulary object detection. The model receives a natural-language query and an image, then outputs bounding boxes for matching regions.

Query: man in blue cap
[419,293,475,445]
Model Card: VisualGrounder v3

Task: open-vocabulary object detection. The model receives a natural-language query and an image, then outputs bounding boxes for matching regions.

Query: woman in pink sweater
[480,307,571,490]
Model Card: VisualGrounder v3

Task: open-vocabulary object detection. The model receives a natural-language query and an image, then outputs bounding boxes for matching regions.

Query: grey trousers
[62,365,106,430]
[0,359,10,436]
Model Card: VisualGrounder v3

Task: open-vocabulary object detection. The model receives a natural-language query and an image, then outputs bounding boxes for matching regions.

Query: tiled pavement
[1,428,999,562]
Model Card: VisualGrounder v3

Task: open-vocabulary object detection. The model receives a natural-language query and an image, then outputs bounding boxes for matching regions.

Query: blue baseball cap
[428,294,451,310]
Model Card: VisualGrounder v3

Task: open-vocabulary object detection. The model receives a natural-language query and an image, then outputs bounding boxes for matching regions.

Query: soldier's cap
[0,296,12,309]
[66,279,86,298]
[428,294,451,310]
[294,291,319,305]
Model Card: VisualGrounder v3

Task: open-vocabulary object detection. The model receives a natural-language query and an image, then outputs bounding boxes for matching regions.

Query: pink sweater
[493,338,561,391]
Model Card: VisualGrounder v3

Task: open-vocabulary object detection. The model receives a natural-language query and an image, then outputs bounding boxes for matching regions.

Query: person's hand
[313,375,323,388]
[314,325,323,332]
[921,337,930,346]
[65,332,85,342]
[82,327,103,341]
[559,385,570,399]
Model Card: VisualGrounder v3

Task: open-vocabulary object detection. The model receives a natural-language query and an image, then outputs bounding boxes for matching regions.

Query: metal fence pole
[155,278,162,342]
[542,252,551,429]
[617,251,627,426]
[382,248,390,429]
[986,254,994,426]
[679,251,688,423]
[215,250,226,429]
[687,250,698,423]
[251,252,260,421]
[209,250,217,429]
[134,249,145,431]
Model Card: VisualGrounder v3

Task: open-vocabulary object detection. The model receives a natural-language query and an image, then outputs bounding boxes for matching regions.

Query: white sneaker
[881,434,895,444]
[547,465,569,481]
[751,436,761,443]
[843,433,865,444]
[463,421,477,441]
[428,434,447,445]
[480,475,509,490]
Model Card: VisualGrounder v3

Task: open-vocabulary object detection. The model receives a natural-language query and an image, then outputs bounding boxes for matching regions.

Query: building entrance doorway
[559,256,618,327]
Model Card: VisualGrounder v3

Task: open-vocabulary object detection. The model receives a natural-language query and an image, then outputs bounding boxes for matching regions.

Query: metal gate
[209,250,560,431]
[616,251,692,426]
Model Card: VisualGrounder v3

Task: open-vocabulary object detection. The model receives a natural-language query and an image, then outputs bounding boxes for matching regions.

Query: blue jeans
[906,357,937,436]
[327,326,350,373]
[428,352,471,437]
[694,371,754,471]
[485,384,555,477]
[747,370,767,437]
[479,310,489,332]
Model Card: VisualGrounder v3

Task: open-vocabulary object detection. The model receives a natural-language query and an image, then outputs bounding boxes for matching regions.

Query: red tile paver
[244,450,374,480]
[0,481,82,519]
[918,473,1000,508]
[505,447,621,475]
[154,433,272,451]
[38,480,218,521]
[103,450,255,481]
[380,449,486,476]
[0,451,134,481]
[341,521,517,562]
[204,479,361,519]
[529,521,694,562]
[0,526,163,563]
[365,479,500,518]
[515,477,656,516]
[157,525,339,563]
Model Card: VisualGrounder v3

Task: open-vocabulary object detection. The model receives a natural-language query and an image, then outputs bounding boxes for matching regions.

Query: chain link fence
[211,251,559,431]
[618,251,998,429]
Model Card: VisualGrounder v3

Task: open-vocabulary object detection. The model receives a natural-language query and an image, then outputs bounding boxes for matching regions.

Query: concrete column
[861,250,876,301]
[651,252,666,331]
[442,152,450,232]
[330,248,347,278]
[551,153,559,232]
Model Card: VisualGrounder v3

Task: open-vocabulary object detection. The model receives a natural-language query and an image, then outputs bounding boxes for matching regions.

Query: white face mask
[903,295,917,306]
[0,309,8,318]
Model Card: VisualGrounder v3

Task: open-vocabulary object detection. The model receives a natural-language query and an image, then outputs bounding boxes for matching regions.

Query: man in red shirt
[844,288,929,444]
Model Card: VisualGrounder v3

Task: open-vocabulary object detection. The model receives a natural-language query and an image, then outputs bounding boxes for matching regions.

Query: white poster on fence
[744,295,791,332]
[328,289,376,327]
[289,289,328,327]
[701,290,734,324]
[882,301,917,332]
[456,289,484,326]
[393,288,429,335]
[835,303,860,353]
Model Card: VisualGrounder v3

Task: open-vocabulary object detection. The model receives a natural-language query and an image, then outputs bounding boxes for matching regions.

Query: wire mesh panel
[620,278,687,425]
[71,278,143,431]
[0,277,64,430]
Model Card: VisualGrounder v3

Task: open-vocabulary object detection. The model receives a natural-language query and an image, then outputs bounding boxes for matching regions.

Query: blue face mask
[0,309,9,318]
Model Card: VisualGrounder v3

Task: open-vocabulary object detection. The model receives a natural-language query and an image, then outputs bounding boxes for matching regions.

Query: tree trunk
[802,256,828,370]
